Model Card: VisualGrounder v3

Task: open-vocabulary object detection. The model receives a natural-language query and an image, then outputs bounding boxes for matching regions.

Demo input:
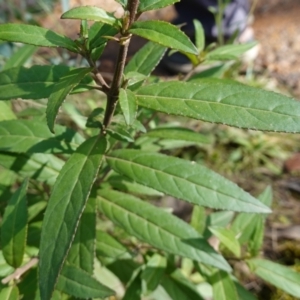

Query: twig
[2,257,39,284]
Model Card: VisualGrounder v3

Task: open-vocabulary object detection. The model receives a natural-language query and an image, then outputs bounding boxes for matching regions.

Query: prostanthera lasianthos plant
[0,0,300,299]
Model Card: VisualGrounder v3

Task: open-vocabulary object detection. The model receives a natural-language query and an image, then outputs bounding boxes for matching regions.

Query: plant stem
[102,0,140,132]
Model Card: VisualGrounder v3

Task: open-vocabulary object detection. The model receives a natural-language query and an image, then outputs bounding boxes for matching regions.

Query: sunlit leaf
[211,270,238,300]
[138,0,179,12]
[39,136,106,300]
[0,102,16,121]
[0,285,19,300]
[119,88,137,126]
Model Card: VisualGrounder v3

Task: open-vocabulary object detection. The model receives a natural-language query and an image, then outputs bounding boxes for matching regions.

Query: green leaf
[190,205,206,235]
[209,226,241,257]
[89,22,118,50]
[211,270,238,300]
[28,201,47,222]
[0,65,94,100]
[97,189,231,271]
[188,64,230,81]
[136,79,300,133]
[129,21,198,55]
[193,20,205,52]
[106,150,271,213]
[96,230,131,259]
[66,197,96,273]
[0,152,63,185]
[106,125,134,142]
[248,217,264,256]
[141,254,166,294]
[0,119,84,154]
[46,68,91,133]
[56,265,114,299]
[138,0,179,12]
[0,102,16,121]
[3,44,37,70]
[234,281,258,300]
[119,88,137,126]
[207,42,257,61]
[145,127,212,144]
[248,259,300,298]
[0,286,19,300]
[39,136,106,300]
[0,24,78,52]
[123,270,142,300]
[1,178,28,268]
[61,6,120,27]
[125,41,166,76]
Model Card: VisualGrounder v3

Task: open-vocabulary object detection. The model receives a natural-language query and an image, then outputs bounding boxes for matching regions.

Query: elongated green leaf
[39,136,106,300]
[119,88,137,126]
[89,22,118,49]
[66,197,96,273]
[211,270,238,300]
[207,42,257,61]
[106,150,270,213]
[194,20,205,53]
[125,41,166,76]
[248,259,300,298]
[209,226,241,257]
[0,152,63,185]
[0,65,94,100]
[136,79,300,133]
[129,21,198,55]
[96,230,131,259]
[0,286,19,300]
[3,44,36,70]
[61,6,120,27]
[56,265,114,299]
[248,217,264,256]
[146,127,212,144]
[28,201,47,222]
[1,179,28,268]
[234,281,258,300]
[0,119,84,154]
[138,0,179,12]
[46,68,91,133]
[0,102,16,121]
[190,205,206,235]
[98,189,231,271]
[0,24,78,52]
[141,254,166,294]
[123,270,142,300]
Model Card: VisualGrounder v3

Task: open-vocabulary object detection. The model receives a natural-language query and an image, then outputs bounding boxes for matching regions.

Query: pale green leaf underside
[1,178,28,268]
[0,24,78,52]
[106,150,271,213]
[39,136,106,300]
[0,66,94,100]
[211,271,238,300]
[129,21,198,55]
[0,119,84,154]
[138,0,179,12]
[119,88,137,126]
[0,102,16,121]
[56,265,114,298]
[136,79,300,133]
[46,68,91,133]
[248,259,300,298]
[61,6,120,27]
[0,286,19,300]
[97,189,231,271]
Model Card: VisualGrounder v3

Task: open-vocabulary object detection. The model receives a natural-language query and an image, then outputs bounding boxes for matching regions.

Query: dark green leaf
[3,45,36,70]
[39,136,106,300]
[96,230,131,259]
[145,127,212,144]
[125,41,166,76]
[141,254,166,294]
[207,42,257,61]
[136,79,300,133]
[56,265,114,299]
[0,119,84,154]
[0,102,16,121]
[119,88,137,126]
[248,217,264,257]
[138,0,179,12]
[0,152,63,185]
[61,6,121,27]
[211,270,238,300]
[1,179,28,268]
[234,281,258,300]
[123,270,142,300]
[46,68,91,133]
[0,65,94,100]
[0,24,78,52]
[97,189,231,271]
[106,126,134,142]
[248,259,300,298]
[18,267,39,300]
[188,64,230,81]
[106,150,271,213]
[0,285,19,300]
[66,197,96,273]
[88,22,118,49]
[129,21,198,55]
[28,201,47,222]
